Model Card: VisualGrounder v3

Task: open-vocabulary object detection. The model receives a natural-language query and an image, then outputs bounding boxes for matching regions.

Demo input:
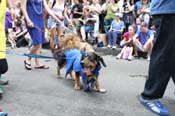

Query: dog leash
[0,50,54,59]
[0,50,81,60]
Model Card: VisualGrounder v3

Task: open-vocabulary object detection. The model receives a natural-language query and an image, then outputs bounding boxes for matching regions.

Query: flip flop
[34,65,49,69]
[24,60,32,70]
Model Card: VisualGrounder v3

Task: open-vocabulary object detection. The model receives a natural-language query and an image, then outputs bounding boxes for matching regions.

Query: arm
[43,0,61,23]
[64,7,71,23]
[127,1,134,12]
[7,0,15,20]
[111,4,119,12]
[16,29,28,38]
[95,4,102,14]
[20,0,34,28]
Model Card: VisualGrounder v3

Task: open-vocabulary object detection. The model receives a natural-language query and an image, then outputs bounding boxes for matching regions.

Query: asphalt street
[0,47,174,116]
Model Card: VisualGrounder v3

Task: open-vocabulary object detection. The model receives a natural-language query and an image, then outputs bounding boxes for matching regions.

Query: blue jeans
[104,19,113,32]
[107,30,121,46]
[81,25,94,33]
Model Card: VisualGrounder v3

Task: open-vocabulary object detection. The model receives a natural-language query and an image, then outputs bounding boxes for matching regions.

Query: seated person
[116,25,135,60]
[133,22,154,60]
[8,18,28,48]
[107,13,125,49]
[79,7,96,41]
[136,0,150,24]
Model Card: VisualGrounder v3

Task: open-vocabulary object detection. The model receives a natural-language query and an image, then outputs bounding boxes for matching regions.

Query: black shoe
[0,80,9,85]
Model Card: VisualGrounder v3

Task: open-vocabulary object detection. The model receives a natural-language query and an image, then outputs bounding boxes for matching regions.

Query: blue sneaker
[0,112,8,116]
[139,96,169,116]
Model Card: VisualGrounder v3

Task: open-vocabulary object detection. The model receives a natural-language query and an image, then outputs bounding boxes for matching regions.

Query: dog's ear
[97,55,107,67]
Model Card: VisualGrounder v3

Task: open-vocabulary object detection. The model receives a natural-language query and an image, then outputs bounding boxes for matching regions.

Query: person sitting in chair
[107,13,125,49]
[79,7,96,41]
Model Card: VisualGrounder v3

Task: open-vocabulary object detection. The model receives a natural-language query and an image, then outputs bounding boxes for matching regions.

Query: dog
[53,48,83,90]
[52,34,106,92]
[81,52,107,92]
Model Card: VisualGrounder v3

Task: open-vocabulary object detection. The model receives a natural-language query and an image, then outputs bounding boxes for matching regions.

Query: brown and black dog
[52,34,107,92]
[81,52,107,92]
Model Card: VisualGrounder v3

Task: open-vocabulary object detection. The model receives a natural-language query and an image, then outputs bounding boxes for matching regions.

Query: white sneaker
[107,45,111,48]
[112,45,117,49]
[116,53,122,59]
[128,55,133,61]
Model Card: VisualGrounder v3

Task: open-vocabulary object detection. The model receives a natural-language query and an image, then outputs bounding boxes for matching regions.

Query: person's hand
[79,19,85,24]
[27,20,34,28]
[9,7,15,20]
[57,15,64,21]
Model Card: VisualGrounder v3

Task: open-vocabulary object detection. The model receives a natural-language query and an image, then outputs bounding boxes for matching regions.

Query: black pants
[0,59,8,75]
[141,14,175,100]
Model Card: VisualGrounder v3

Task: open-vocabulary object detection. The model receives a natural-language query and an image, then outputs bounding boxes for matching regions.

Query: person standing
[47,0,68,50]
[0,0,14,95]
[21,0,60,70]
[71,0,83,35]
[139,0,175,116]
[0,0,14,115]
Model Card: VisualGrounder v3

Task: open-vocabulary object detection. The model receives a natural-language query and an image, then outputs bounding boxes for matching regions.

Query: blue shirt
[151,0,175,15]
[134,0,141,11]
[111,20,125,31]
[136,30,154,45]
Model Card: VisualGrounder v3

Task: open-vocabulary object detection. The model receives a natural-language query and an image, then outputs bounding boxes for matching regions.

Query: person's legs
[116,46,127,59]
[104,19,111,33]
[57,26,64,41]
[0,59,8,95]
[107,31,112,47]
[50,28,57,50]
[133,38,142,56]
[141,15,175,100]
[143,39,153,59]
[25,44,48,69]
[0,59,8,75]
[111,31,117,48]
[72,18,80,35]
[139,14,175,116]
[128,47,134,60]
[80,26,86,41]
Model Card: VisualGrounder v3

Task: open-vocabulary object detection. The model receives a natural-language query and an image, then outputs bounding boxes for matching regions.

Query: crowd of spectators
[5,0,154,60]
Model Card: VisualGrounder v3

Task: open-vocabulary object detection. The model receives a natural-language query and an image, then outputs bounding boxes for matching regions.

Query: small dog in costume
[53,34,107,92]
[81,52,107,93]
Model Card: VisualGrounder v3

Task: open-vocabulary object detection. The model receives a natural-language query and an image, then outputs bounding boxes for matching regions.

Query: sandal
[24,60,32,70]
[34,65,49,69]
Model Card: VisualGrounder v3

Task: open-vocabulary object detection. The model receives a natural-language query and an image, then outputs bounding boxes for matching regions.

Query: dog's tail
[98,56,107,67]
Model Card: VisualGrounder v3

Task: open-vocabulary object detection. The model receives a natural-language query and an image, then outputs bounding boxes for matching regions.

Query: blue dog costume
[64,49,83,77]
[63,49,106,91]
[81,64,101,91]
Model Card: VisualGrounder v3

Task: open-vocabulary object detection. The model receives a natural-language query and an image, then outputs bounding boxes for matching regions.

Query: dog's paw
[96,88,107,93]
[70,77,75,81]
[57,75,62,79]
[74,85,80,90]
